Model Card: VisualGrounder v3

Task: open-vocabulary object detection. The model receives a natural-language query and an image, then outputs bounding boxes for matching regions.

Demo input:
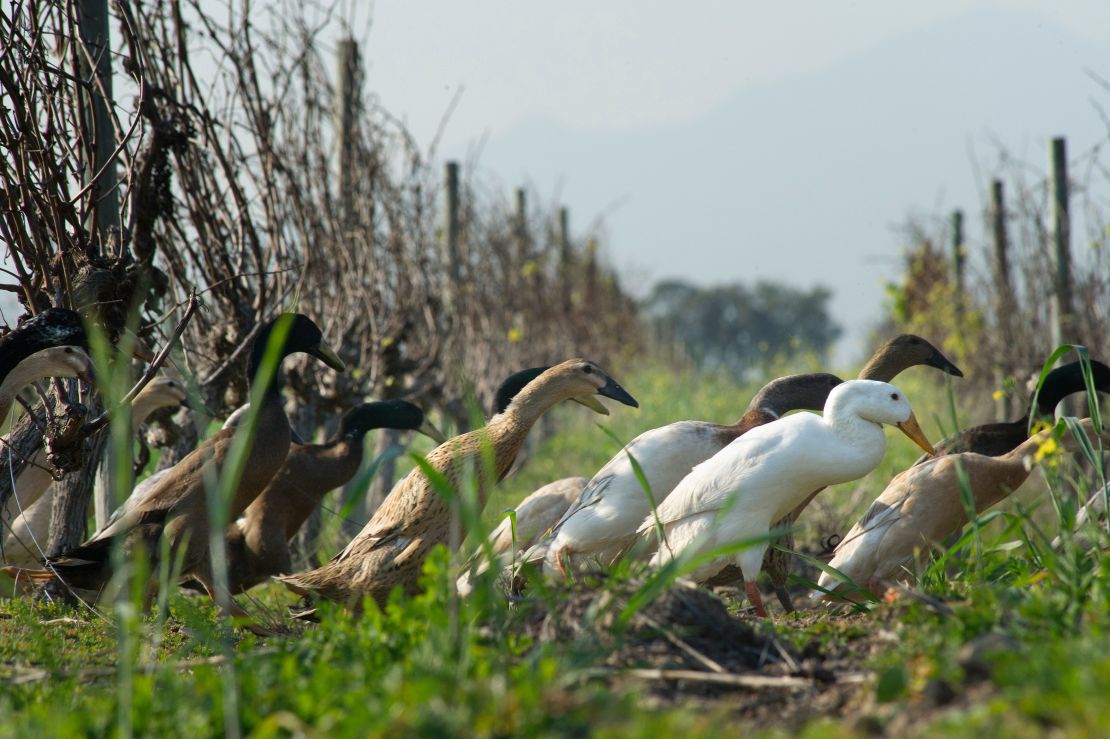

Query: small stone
[923,678,956,707]
[958,632,1019,682]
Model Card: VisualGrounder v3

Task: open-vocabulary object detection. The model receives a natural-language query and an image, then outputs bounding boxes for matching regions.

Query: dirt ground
[516,577,988,734]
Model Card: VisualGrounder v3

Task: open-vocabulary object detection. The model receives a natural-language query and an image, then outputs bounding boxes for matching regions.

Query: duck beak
[597,376,638,408]
[572,395,610,415]
[897,411,936,456]
[311,341,347,372]
[929,348,964,378]
[418,420,447,444]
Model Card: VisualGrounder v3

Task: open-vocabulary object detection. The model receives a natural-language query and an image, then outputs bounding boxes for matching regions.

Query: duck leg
[773,583,795,613]
[764,545,796,613]
[744,580,769,618]
[554,546,573,578]
[196,574,275,637]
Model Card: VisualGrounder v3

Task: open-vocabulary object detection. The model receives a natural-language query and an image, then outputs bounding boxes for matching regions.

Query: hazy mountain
[472,8,1110,361]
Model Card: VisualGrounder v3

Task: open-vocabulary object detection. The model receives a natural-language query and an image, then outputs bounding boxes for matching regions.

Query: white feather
[642,381,916,585]
[536,421,731,573]
[456,477,585,595]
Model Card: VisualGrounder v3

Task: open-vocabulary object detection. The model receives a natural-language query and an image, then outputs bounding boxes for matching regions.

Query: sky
[5,1,1110,363]
[333,0,1110,363]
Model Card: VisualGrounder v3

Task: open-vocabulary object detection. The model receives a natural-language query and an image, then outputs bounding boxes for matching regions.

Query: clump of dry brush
[0,1,639,555]
[881,135,1110,418]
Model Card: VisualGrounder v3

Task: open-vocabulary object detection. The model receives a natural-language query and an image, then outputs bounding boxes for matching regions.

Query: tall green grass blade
[596,425,670,556]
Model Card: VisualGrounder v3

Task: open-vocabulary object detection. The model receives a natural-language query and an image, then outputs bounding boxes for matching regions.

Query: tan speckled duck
[278,359,638,610]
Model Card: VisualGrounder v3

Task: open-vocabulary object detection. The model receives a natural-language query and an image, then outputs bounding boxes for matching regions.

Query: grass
[2,355,1110,736]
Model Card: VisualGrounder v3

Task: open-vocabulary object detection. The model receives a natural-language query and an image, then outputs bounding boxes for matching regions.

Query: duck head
[248,313,346,381]
[17,346,94,384]
[340,399,446,443]
[832,379,936,456]
[509,359,638,415]
[861,335,963,380]
[494,365,630,416]
[0,309,87,381]
[136,377,189,408]
[1031,359,1110,418]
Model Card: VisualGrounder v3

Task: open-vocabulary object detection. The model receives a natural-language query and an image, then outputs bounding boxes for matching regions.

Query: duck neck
[489,380,573,461]
[742,375,833,421]
[744,381,787,420]
[1033,364,1105,417]
[284,437,362,538]
[722,407,778,441]
[0,360,60,422]
[857,348,910,382]
[1000,432,1052,466]
[823,395,887,457]
[130,396,172,432]
[247,336,287,405]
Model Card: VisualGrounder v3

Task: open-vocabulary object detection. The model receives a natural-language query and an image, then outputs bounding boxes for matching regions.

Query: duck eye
[582,365,593,375]
[891,393,899,401]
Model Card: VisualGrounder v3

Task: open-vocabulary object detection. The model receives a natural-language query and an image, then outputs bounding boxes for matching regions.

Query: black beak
[930,349,964,378]
[598,376,638,408]
[310,341,347,372]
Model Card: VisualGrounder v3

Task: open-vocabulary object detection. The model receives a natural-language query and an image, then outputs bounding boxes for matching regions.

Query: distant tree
[644,279,841,375]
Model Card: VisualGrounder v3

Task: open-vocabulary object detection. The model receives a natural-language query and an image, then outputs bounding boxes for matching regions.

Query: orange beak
[897,411,936,456]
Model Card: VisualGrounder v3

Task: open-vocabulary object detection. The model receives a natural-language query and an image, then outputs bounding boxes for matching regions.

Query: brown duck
[222,400,442,594]
[278,359,638,610]
[42,314,345,614]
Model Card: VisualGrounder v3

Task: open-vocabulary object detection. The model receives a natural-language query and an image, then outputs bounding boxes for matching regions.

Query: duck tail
[287,600,319,622]
[273,572,314,597]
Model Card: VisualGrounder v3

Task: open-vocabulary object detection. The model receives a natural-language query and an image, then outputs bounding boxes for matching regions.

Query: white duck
[526,373,843,576]
[640,380,935,617]
[456,476,587,596]
[818,419,1110,600]
[2,378,188,567]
